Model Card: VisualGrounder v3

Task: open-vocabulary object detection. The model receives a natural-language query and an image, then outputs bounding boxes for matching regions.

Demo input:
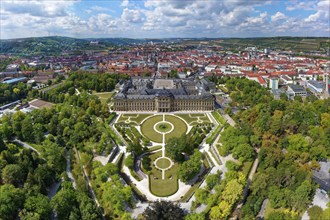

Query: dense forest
[0,73,131,219]
[216,78,329,219]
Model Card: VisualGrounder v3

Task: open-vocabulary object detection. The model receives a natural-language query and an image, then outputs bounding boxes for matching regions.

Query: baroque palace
[113,77,214,112]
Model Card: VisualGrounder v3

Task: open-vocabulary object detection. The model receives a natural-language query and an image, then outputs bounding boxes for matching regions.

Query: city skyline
[1,0,329,39]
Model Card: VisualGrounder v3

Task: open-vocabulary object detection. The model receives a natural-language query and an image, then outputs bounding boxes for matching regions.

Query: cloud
[271,12,287,22]
[91,6,114,13]
[121,0,129,7]
[1,0,329,39]
[286,0,317,11]
[121,8,144,23]
[305,0,329,22]
[1,0,78,18]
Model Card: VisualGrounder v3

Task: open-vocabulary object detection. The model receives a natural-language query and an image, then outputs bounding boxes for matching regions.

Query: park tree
[100,181,132,218]
[124,155,134,171]
[165,133,196,161]
[0,114,13,140]
[307,206,324,220]
[1,164,25,186]
[178,150,202,183]
[21,115,34,142]
[225,160,240,171]
[169,70,179,78]
[290,180,313,211]
[268,186,287,208]
[41,138,66,174]
[206,173,221,190]
[13,87,20,96]
[222,179,244,204]
[210,200,232,220]
[33,164,56,194]
[287,134,309,153]
[185,213,205,220]
[142,201,185,220]
[33,123,45,144]
[51,182,79,220]
[12,111,25,139]
[77,193,101,220]
[232,143,254,162]
[267,211,299,220]
[101,103,110,118]
[19,194,51,220]
[269,110,283,135]
[0,130,5,151]
[195,188,209,204]
[0,184,24,220]
[165,136,186,162]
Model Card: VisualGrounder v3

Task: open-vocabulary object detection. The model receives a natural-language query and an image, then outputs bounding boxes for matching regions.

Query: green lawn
[141,115,163,143]
[147,145,163,152]
[156,158,171,169]
[93,92,114,103]
[164,115,187,141]
[211,111,226,125]
[148,151,179,197]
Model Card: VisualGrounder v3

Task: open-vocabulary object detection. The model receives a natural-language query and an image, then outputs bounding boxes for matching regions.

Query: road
[13,139,40,155]
[230,157,259,219]
[13,139,64,199]
[257,199,268,219]
[134,152,149,179]
[75,149,105,220]
[65,149,77,189]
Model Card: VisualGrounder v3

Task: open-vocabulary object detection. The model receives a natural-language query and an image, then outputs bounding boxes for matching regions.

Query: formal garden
[114,113,216,197]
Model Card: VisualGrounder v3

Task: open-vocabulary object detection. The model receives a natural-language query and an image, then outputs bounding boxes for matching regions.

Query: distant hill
[183,37,330,52]
[0,36,329,56]
[0,36,112,56]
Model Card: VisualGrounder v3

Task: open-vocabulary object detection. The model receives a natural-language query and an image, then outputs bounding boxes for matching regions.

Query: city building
[307,80,323,94]
[269,77,279,90]
[113,77,214,112]
[1,77,28,85]
[286,84,307,99]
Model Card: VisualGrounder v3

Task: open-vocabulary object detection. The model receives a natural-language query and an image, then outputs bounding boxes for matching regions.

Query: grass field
[93,92,114,103]
[164,115,187,141]
[148,151,179,197]
[211,111,226,125]
[141,115,163,143]
[147,145,163,152]
[140,115,187,143]
[156,158,171,169]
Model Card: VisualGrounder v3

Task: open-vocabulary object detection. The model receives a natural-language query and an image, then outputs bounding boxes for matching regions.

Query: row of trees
[69,71,128,92]
[0,82,31,106]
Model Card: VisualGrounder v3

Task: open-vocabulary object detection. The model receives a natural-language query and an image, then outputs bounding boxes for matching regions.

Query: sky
[1,0,329,39]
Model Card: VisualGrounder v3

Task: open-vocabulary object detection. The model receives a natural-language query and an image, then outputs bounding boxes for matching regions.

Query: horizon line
[1,35,330,41]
